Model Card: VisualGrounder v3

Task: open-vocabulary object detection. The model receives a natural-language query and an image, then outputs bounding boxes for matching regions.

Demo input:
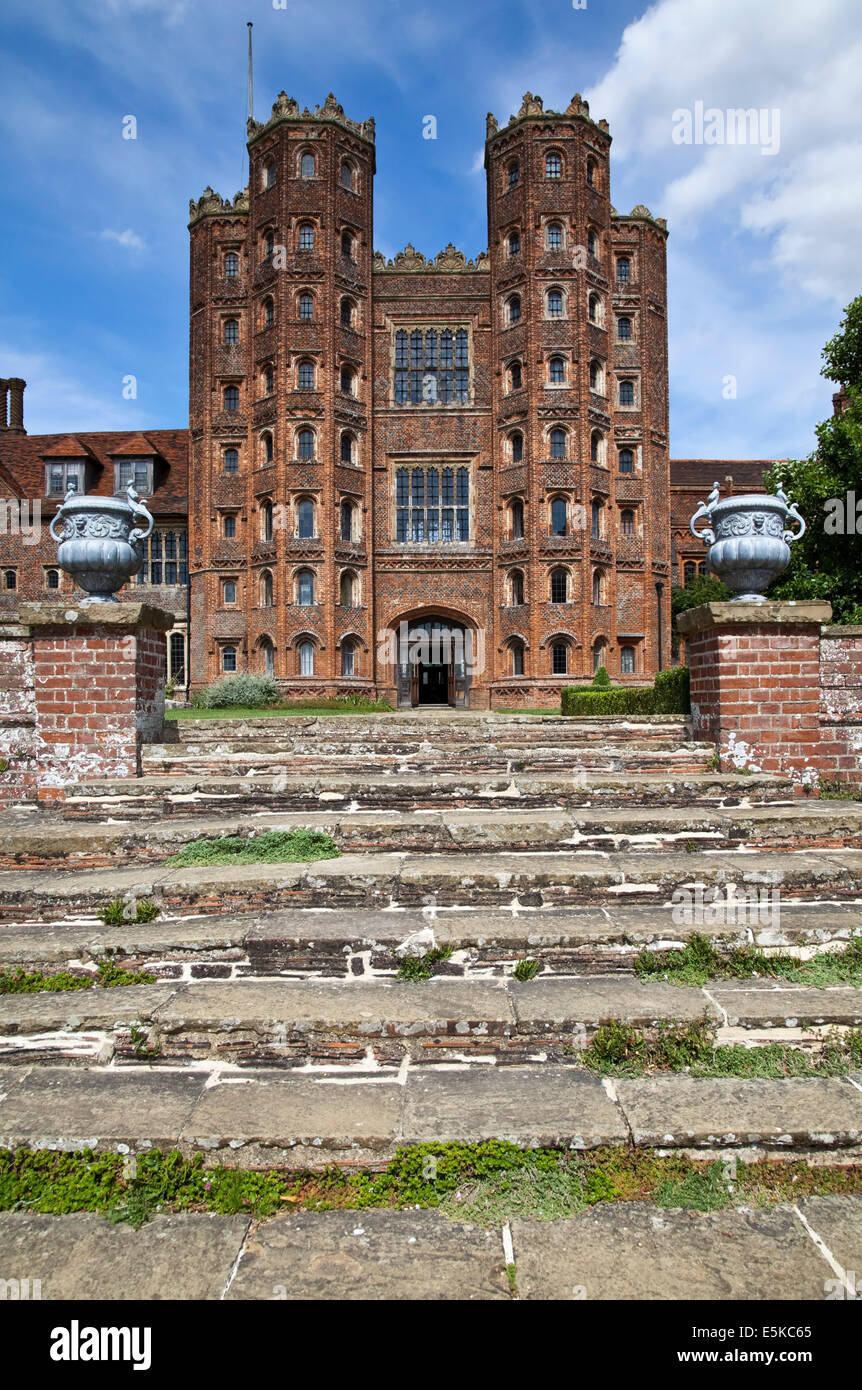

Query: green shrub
[591,666,612,689]
[653,666,690,713]
[561,664,690,717]
[191,674,281,709]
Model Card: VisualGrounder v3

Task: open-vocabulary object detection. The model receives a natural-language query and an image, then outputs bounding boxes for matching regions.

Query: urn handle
[126,485,155,545]
[689,480,720,548]
[48,485,77,544]
[776,486,806,546]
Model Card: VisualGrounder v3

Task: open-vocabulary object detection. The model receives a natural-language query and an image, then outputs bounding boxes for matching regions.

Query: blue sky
[1,0,860,458]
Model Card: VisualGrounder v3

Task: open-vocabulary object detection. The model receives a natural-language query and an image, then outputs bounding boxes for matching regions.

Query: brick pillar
[3,601,174,801]
[819,624,862,786]
[677,601,832,791]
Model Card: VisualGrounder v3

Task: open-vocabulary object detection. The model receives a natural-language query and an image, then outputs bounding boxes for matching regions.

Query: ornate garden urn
[689,483,805,602]
[49,485,154,602]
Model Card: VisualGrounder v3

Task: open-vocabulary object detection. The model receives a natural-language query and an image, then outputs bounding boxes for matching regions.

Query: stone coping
[18,601,174,632]
[822,624,862,638]
[678,600,833,635]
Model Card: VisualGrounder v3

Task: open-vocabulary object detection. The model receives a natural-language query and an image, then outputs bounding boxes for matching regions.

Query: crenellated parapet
[188,186,249,226]
[373,242,490,273]
[246,91,376,148]
[612,204,668,233]
[486,91,607,144]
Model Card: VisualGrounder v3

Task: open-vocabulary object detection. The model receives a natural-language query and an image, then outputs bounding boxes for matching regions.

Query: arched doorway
[389,614,475,709]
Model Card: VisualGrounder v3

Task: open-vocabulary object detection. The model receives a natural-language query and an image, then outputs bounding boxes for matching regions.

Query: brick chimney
[0,378,26,434]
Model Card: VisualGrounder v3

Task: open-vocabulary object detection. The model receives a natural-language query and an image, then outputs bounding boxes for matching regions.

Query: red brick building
[0,92,779,708]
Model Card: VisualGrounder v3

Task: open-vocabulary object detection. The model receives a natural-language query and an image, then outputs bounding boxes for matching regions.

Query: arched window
[684,561,697,587]
[619,379,635,407]
[261,638,275,676]
[589,359,602,391]
[299,293,314,321]
[259,570,273,607]
[547,289,563,318]
[263,161,276,189]
[592,570,604,605]
[297,429,315,461]
[223,318,239,345]
[341,161,354,190]
[340,297,354,327]
[588,293,602,325]
[550,498,567,536]
[341,640,355,677]
[222,645,237,672]
[224,386,239,412]
[46,568,60,590]
[298,223,315,251]
[508,160,519,188]
[593,639,607,672]
[511,641,525,676]
[509,361,522,391]
[341,432,355,464]
[549,356,565,385]
[621,645,635,675]
[551,568,568,603]
[340,571,355,606]
[340,366,355,395]
[509,570,525,606]
[223,448,239,475]
[261,431,273,464]
[590,430,603,464]
[511,432,523,463]
[620,509,635,536]
[260,501,273,543]
[619,448,634,474]
[223,515,236,539]
[299,640,315,675]
[4,569,17,590]
[587,228,599,258]
[510,498,524,540]
[341,231,354,259]
[591,499,602,539]
[297,569,315,605]
[550,428,566,459]
[545,151,562,179]
[297,500,315,539]
[340,500,355,542]
[263,365,275,395]
[617,256,631,282]
[223,579,236,605]
[298,361,315,390]
[263,297,274,328]
[552,642,568,675]
[507,294,521,324]
[224,252,239,278]
[508,230,520,256]
[300,152,315,178]
[546,222,563,250]
[586,157,597,188]
[617,316,632,341]
[263,229,275,259]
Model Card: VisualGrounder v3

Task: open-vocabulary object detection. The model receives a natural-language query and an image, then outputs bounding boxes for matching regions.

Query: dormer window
[45,460,85,496]
[114,458,153,495]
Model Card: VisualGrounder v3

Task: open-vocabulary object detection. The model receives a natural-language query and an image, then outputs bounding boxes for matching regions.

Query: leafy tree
[766,296,862,623]
[670,576,731,656]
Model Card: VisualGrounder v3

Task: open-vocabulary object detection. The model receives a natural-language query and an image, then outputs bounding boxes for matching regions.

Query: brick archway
[382,606,480,709]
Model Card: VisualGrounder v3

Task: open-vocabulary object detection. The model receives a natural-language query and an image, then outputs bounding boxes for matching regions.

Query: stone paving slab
[0,1066,206,1150]
[226,1209,511,1300]
[712,983,862,1027]
[511,1202,837,1300]
[401,1066,627,1148]
[796,1195,862,1283]
[615,1076,862,1148]
[0,1212,249,1300]
[0,984,179,1035]
[508,976,717,1027]
[0,915,247,965]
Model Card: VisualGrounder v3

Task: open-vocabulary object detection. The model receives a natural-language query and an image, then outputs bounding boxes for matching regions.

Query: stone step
[1,975,861,1067]
[166,712,693,745]
[3,849,861,921]
[0,1063,858,1162]
[58,769,797,816]
[3,801,860,868]
[2,1199,858,1301]
[0,902,857,979]
[141,749,714,779]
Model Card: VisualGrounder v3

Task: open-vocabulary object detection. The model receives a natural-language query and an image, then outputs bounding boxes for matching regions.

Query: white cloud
[100,228,147,251]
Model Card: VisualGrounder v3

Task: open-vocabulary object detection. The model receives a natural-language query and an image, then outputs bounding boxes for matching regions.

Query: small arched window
[259,570,273,607]
[297,429,315,461]
[549,428,566,460]
[261,431,273,464]
[263,297,274,328]
[552,642,568,675]
[261,638,275,676]
[545,151,562,179]
[300,152,315,178]
[510,498,524,540]
[224,252,239,278]
[223,318,239,345]
[264,229,275,259]
[619,447,634,474]
[224,386,239,412]
[341,433,354,464]
[298,223,315,251]
[46,568,60,590]
[546,222,563,250]
[684,561,697,587]
[224,448,239,475]
[586,157,597,188]
[298,361,315,390]
[340,500,355,542]
[263,365,275,395]
[511,432,524,463]
[508,230,520,256]
[592,570,604,605]
[260,501,273,543]
[340,161,354,190]
[588,293,602,325]
[508,294,521,324]
[620,509,635,536]
[509,361,522,392]
[297,499,315,539]
[590,430,603,464]
[340,571,355,606]
[223,515,236,539]
[617,256,631,282]
[621,645,635,675]
[297,569,315,605]
[549,356,565,385]
[587,229,599,258]
[550,498,567,536]
[340,366,355,395]
[511,641,525,676]
[299,293,314,321]
[510,570,525,606]
[222,645,237,672]
[591,499,602,538]
[508,160,519,188]
[299,640,315,676]
[263,161,276,189]
[340,298,354,327]
[341,640,355,677]
[547,289,563,318]
[619,379,635,407]
[593,639,607,672]
[341,231,354,259]
[617,316,632,341]
[589,359,602,391]
[3,569,17,590]
[551,569,568,604]
[223,579,237,605]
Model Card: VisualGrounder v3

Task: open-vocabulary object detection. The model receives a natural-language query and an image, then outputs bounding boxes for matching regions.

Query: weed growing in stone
[635,931,862,988]
[100,898,160,926]
[513,958,540,982]
[396,946,454,982]
[0,960,155,993]
[166,829,340,867]
[581,1018,862,1078]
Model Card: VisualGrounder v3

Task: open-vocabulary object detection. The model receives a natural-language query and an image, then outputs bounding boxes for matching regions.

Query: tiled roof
[670,459,780,491]
[0,429,189,515]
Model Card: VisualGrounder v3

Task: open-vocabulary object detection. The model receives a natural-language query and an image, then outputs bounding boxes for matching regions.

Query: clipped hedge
[561,665,690,717]
[191,675,281,709]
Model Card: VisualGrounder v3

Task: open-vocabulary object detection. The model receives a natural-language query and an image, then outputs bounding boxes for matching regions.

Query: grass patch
[2,1142,861,1229]
[580,1018,862,1079]
[0,960,155,994]
[819,778,862,801]
[166,829,340,868]
[99,898,160,926]
[634,931,862,988]
[396,946,454,982]
[167,696,392,720]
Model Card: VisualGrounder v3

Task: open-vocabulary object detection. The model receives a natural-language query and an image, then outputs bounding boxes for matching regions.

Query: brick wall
[819,625,862,786]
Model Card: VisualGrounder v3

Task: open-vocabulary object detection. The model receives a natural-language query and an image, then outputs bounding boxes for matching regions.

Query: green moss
[581,1018,862,1079]
[396,947,454,982]
[513,958,540,982]
[166,829,340,868]
[100,898,160,926]
[635,932,862,988]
